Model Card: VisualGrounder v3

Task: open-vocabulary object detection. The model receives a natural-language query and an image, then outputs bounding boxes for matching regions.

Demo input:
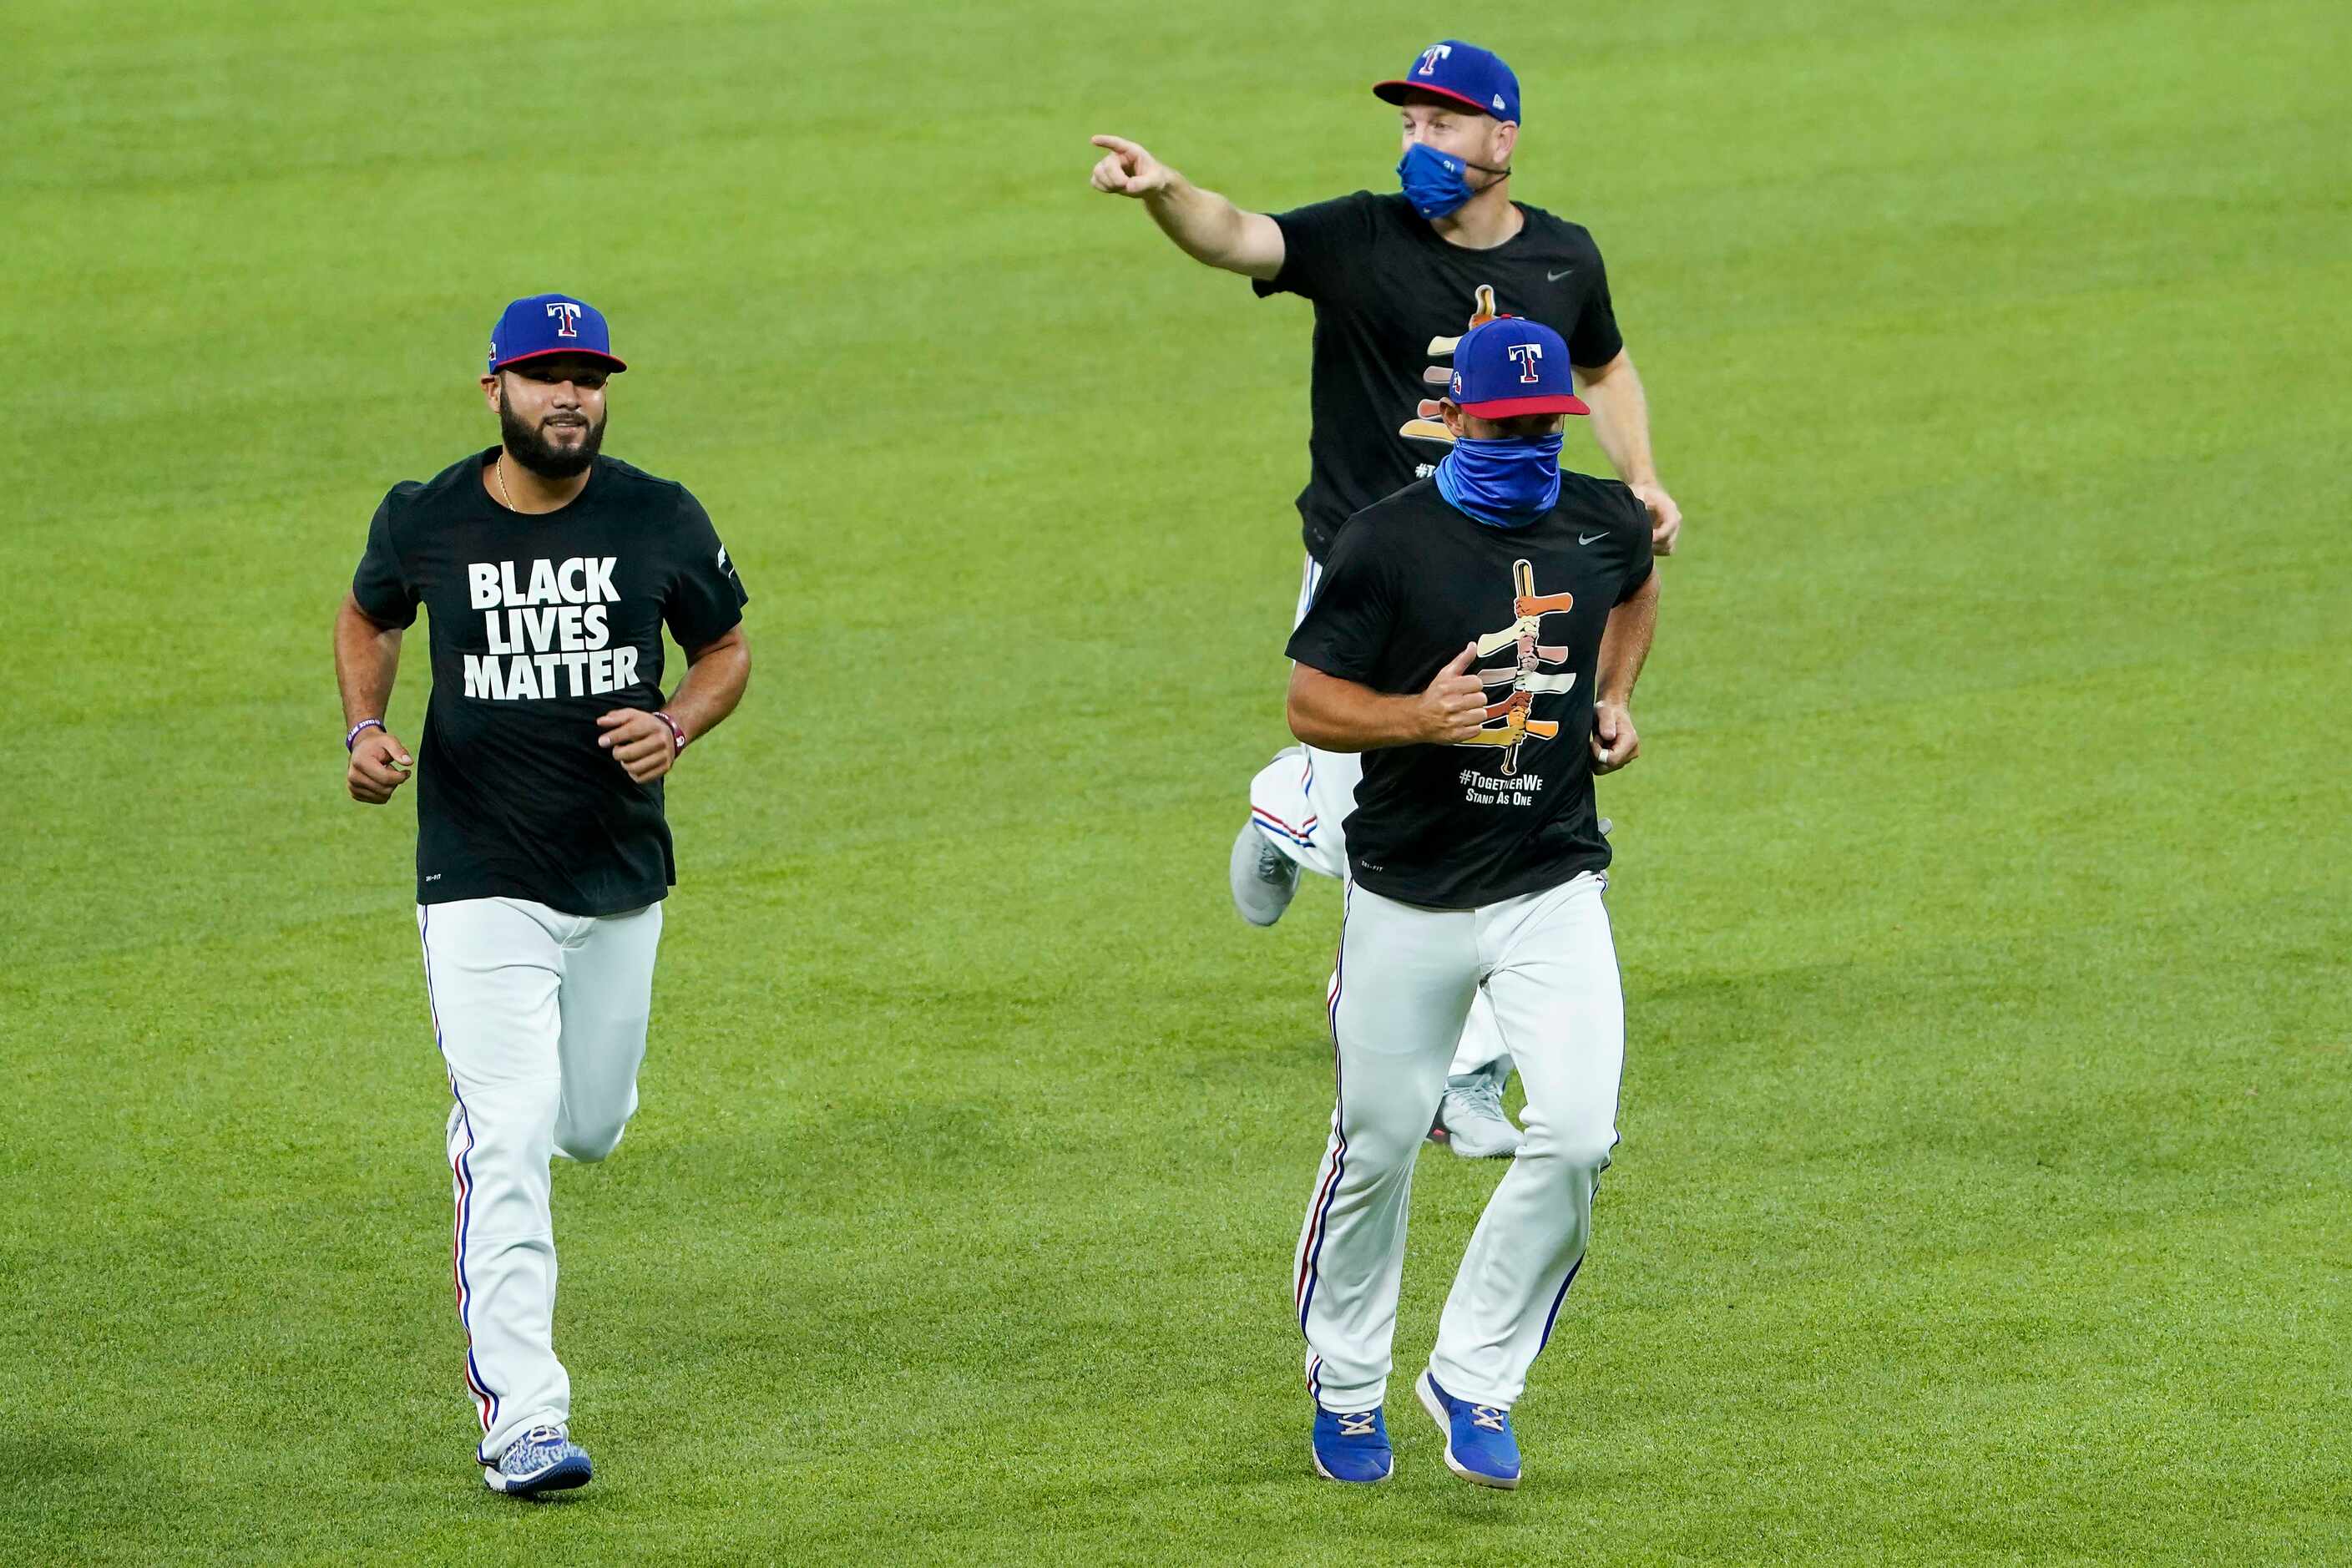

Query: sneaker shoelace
[1338,1411,1378,1438]
[1472,1406,1506,1434]
[1452,1078,1509,1122]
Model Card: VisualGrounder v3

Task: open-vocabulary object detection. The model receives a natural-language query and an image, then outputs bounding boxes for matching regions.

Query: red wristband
[651,711,687,754]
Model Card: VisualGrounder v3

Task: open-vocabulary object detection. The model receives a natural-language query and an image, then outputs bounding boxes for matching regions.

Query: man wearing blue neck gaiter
[1089,41,1682,1167]
[1281,315,1661,1489]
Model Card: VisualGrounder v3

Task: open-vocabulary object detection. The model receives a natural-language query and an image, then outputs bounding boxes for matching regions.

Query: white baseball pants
[1249,551,1512,1081]
[1293,873,1624,1414]
[417,896,663,1463]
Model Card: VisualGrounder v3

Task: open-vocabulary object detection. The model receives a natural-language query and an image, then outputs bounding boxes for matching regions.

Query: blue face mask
[1397,140,1474,220]
[1434,433,1564,528]
[1397,139,1509,220]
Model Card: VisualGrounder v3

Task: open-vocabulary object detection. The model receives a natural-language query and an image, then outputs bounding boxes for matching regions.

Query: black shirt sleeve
[1284,516,1396,685]
[350,490,419,629]
[1615,485,1656,604]
[1251,192,1379,303]
[1568,235,1626,369]
[663,488,750,650]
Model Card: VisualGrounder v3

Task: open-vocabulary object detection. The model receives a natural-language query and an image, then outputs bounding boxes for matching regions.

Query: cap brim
[1372,79,1496,116]
[492,346,628,373]
[1459,392,1590,417]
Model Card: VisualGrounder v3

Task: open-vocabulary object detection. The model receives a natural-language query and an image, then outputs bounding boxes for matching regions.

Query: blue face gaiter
[1397,141,1474,220]
[1434,433,1564,529]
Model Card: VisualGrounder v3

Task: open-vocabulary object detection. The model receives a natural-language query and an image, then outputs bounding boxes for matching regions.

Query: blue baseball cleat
[1310,1405,1393,1484]
[1417,1370,1520,1490]
[483,1424,593,1497]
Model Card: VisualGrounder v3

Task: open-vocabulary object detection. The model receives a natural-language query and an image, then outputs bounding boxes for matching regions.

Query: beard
[498,395,606,478]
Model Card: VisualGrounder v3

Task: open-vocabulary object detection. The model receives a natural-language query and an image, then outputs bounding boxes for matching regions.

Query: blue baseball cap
[1374,40,1520,124]
[1446,317,1589,418]
[486,292,627,376]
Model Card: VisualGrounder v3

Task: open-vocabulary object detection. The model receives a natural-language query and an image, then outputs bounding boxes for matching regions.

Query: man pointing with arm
[1091,41,1681,1158]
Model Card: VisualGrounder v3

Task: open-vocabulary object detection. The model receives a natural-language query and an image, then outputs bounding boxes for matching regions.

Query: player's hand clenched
[347,731,414,805]
[1630,481,1682,555]
[1414,643,1489,745]
[1089,135,1171,198]
[1591,701,1639,774]
[597,709,677,784]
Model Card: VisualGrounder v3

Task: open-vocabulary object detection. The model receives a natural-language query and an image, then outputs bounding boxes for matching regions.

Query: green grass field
[6,0,2349,1560]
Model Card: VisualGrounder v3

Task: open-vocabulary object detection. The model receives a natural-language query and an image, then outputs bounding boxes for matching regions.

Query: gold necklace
[496,452,518,512]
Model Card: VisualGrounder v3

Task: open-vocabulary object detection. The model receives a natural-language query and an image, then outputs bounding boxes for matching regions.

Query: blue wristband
[345,718,386,753]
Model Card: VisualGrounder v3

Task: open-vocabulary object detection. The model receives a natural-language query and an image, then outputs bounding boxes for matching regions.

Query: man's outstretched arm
[1090,134,1286,281]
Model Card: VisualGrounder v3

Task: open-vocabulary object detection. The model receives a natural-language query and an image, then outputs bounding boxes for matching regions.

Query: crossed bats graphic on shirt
[1400,284,1501,445]
[1455,558,1577,777]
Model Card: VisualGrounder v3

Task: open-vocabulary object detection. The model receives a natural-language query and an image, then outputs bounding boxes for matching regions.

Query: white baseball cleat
[1434,1072,1522,1159]
[1229,822,1301,927]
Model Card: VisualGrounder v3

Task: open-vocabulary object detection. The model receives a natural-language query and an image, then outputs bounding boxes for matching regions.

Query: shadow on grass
[0,1429,140,1489]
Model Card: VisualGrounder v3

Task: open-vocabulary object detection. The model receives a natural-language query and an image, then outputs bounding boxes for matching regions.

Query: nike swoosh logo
[1547,267,1575,281]
[1579,530,1607,545]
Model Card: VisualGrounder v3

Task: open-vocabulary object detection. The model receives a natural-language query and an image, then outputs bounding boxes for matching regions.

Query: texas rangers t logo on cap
[1374,39,1522,124]
[1447,317,1589,417]
[486,292,629,376]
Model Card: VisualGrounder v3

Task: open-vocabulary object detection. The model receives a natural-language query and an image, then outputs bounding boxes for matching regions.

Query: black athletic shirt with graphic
[1254,191,1626,560]
[351,449,749,915]
[1286,473,1652,909]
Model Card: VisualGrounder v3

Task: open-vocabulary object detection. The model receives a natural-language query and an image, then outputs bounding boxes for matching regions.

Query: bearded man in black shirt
[332,293,750,1498]
[1090,41,1679,1158]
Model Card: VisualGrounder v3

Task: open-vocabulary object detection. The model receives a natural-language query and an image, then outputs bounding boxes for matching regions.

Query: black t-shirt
[351,449,749,915]
[1254,192,1626,559]
[1287,473,1653,909]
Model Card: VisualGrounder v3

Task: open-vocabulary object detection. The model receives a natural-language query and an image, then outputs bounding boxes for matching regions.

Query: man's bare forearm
[1596,570,1660,706]
[1576,350,1658,488]
[1287,665,1424,752]
[1144,175,1283,279]
[334,594,403,725]
[663,628,750,743]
